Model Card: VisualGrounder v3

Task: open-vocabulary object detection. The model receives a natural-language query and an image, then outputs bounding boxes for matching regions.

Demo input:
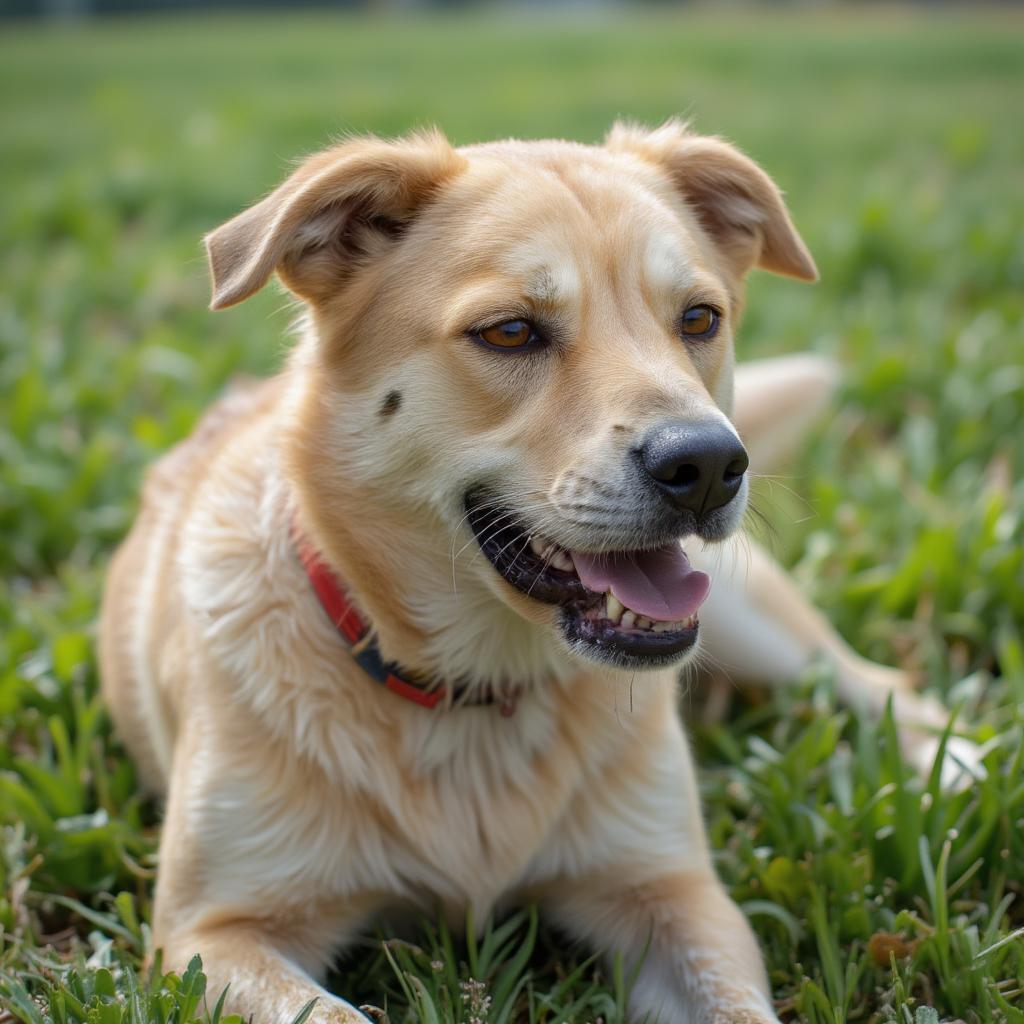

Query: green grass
[1,9,1023,1023]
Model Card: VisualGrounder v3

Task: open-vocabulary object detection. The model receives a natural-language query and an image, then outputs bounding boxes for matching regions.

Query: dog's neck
[292,520,528,713]
[287,486,575,702]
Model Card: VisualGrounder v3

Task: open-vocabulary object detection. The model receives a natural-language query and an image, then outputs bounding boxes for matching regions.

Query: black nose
[638,419,749,516]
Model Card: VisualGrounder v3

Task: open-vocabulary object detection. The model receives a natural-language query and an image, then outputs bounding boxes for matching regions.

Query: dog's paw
[704,1010,781,1024]
[314,996,376,1024]
[699,991,781,1024]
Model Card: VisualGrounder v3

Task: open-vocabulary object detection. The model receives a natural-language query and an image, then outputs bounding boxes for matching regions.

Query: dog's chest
[362,702,587,914]
[178,441,610,917]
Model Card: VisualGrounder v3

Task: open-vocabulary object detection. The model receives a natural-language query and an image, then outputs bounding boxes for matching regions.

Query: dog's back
[99,375,282,791]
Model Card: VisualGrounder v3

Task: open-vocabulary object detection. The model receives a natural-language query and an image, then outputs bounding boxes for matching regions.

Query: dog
[99,121,973,1024]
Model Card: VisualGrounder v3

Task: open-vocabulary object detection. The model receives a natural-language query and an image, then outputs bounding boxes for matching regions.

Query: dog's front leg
[548,872,778,1024]
[535,706,779,1024]
[151,729,376,1024]
[160,923,371,1024]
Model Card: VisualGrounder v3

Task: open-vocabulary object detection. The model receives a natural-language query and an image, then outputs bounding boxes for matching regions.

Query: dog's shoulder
[140,374,284,510]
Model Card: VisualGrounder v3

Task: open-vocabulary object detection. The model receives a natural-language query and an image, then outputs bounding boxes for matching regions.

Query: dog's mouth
[465,492,711,668]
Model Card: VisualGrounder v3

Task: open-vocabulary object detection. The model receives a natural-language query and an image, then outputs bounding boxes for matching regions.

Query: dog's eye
[476,320,541,351]
[679,305,719,339]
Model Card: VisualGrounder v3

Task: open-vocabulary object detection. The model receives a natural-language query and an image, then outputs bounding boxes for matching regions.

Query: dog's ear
[204,130,466,310]
[606,119,817,283]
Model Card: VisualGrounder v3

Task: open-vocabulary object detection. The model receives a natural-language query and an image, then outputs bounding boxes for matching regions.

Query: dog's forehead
[439,140,705,294]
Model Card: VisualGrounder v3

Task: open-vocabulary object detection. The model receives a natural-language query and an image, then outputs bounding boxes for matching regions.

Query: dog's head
[205,122,815,675]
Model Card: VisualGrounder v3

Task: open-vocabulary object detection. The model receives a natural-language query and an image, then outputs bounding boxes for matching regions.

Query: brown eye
[477,320,538,350]
[680,305,719,338]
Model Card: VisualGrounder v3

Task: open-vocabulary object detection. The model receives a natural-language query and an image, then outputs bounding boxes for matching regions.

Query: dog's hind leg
[731,352,839,476]
[692,537,982,786]
[695,352,984,785]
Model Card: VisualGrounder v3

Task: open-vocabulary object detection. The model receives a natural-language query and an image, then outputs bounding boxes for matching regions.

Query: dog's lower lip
[562,607,699,662]
[464,491,700,662]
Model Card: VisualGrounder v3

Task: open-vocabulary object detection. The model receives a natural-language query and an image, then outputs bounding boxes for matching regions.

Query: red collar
[294,530,519,714]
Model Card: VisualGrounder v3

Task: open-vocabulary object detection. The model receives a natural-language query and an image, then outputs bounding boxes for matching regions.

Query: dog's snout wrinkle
[543,471,641,543]
[637,419,748,517]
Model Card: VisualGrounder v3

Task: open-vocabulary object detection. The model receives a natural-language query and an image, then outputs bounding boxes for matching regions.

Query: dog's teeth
[529,537,548,557]
[636,616,653,630]
[621,610,636,629]
[606,594,624,624]
[651,620,675,633]
[549,550,574,572]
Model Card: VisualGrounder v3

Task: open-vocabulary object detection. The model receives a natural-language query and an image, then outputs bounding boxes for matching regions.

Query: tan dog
[100,122,971,1024]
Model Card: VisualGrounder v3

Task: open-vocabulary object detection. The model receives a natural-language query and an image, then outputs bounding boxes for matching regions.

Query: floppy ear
[204,130,466,310]
[606,119,817,283]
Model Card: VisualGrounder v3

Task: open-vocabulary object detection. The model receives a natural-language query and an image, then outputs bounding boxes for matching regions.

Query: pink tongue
[570,544,711,622]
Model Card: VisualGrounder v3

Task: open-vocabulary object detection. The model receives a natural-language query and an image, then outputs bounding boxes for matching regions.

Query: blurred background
[5,0,1024,15]
[1,3,1022,1020]
[4,2,1021,641]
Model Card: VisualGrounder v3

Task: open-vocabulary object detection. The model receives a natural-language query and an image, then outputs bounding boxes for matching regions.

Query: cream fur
[100,123,974,1024]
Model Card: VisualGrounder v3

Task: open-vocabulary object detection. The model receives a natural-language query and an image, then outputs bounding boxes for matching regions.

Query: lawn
[1,8,1022,1024]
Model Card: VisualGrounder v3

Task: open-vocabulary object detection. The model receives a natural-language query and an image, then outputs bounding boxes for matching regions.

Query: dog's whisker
[525,548,558,597]
[743,502,778,552]
[466,526,532,573]
[451,507,532,563]
[502,534,534,581]
[748,473,817,517]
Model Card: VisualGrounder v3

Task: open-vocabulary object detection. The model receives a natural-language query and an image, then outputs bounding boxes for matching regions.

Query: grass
[1,8,1022,1023]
